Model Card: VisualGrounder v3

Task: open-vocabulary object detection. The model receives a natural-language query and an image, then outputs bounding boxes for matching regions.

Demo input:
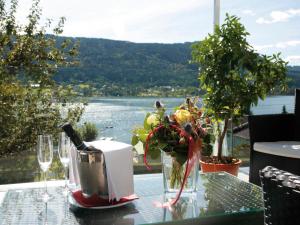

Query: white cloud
[254,44,274,51]
[254,40,300,51]
[275,40,300,48]
[13,0,210,42]
[256,8,300,24]
[242,10,255,16]
[285,56,300,65]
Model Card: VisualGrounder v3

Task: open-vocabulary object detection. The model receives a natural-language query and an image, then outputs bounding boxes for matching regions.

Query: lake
[81,95,295,144]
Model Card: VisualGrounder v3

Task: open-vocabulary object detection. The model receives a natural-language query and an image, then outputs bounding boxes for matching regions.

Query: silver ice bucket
[76,149,109,198]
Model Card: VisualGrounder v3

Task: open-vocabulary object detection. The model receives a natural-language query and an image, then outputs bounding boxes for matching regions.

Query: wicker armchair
[259,166,300,225]
[248,89,300,186]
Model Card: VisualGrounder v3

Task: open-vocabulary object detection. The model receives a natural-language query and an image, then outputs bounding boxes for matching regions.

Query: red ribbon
[143,124,200,207]
[143,125,164,170]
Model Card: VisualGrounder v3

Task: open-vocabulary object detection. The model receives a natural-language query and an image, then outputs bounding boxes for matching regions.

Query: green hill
[287,66,300,93]
[53,37,300,96]
[55,37,198,89]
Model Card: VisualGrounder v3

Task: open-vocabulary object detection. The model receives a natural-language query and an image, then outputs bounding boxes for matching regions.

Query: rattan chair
[248,89,300,186]
[259,166,300,225]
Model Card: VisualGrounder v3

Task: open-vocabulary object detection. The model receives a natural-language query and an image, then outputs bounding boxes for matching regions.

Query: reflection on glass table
[0,172,263,225]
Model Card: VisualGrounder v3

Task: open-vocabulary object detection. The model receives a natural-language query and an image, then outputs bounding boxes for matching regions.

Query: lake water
[81,96,295,144]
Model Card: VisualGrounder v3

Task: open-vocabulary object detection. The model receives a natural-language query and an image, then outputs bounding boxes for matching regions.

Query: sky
[14,0,300,65]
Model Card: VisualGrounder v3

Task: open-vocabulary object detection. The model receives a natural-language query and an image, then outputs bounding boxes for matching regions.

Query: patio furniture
[0,172,263,225]
[248,89,300,186]
[259,166,300,225]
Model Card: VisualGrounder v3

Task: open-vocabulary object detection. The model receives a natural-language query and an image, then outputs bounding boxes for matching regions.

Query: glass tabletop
[0,172,264,225]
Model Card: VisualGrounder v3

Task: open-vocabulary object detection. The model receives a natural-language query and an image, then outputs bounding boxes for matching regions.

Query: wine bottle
[60,123,93,151]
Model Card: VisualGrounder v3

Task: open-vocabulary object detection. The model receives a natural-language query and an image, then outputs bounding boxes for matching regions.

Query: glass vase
[161,150,198,194]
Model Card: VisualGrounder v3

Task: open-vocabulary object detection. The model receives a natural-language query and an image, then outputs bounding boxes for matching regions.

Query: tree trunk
[217,118,229,161]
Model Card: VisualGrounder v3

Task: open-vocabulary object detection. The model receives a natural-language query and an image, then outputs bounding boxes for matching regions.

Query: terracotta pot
[199,159,242,176]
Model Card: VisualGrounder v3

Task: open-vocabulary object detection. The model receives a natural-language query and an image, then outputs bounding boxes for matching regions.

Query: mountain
[287,66,300,92]
[55,37,198,87]
[53,37,300,96]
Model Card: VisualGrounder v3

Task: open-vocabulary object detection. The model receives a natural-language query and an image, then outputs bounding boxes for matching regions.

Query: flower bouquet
[132,98,212,205]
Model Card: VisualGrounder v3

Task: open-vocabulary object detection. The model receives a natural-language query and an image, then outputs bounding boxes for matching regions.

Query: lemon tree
[192,14,288,161]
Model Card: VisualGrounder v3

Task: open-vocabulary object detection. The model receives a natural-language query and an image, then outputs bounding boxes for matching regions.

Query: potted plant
[191,14,287,175]
[132,98,212,205]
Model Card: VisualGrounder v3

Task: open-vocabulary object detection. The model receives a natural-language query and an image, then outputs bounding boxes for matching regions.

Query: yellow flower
[174,109,191,125]
[146,113,160,126]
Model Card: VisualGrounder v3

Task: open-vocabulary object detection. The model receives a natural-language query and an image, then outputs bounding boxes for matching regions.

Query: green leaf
[131,134,139,146]
[136,129,149,143]
[173,106,180,111]
[143,112,151,130]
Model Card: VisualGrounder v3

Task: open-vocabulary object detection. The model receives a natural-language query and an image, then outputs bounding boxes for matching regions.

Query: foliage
[0,0,79,84]
[0,0,82,155]
[55,39,197,88]
[76,122,99,142]
[51,37,200,96]
[191,14,288,161]
[201,127,214,156]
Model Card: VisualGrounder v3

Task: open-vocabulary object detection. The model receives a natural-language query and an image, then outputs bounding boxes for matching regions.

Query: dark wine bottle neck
[61,123,88,151]
[75,142,88,151]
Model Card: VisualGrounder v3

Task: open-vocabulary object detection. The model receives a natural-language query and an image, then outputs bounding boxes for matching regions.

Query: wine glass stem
[64,166,68,189]
[45,202,48,224]
[44,170,48,195]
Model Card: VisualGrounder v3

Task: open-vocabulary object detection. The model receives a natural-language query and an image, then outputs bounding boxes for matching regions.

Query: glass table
[0,172,264,225]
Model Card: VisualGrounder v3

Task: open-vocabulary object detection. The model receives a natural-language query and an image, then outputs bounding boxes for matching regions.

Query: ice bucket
[76,149,109,198]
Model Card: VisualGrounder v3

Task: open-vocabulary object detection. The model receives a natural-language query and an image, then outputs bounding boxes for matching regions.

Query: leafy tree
[192,14,288,161]
[76,122,99,142]
[0,0,82,155]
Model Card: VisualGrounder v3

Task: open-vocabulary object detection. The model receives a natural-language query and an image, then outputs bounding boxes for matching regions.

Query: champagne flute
[37,135,53,202]
[58,132,71,196]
